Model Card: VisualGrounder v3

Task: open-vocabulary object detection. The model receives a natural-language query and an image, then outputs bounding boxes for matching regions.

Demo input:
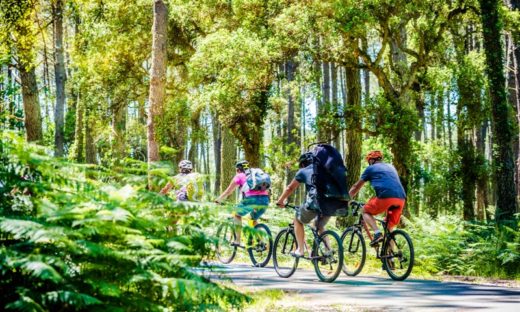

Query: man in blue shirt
[349,150,406,246]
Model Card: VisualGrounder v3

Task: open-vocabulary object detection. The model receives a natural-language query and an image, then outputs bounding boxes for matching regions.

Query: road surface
[212,263,520,311]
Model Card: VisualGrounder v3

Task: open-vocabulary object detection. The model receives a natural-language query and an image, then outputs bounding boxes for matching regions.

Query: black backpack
[311,144,350,201]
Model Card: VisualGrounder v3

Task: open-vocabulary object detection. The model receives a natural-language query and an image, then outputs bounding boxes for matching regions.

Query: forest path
[215,263,520,311]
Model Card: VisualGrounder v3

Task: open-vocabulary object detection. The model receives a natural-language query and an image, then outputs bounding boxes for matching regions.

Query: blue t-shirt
[294,165,313,193]
[360,162,406,199]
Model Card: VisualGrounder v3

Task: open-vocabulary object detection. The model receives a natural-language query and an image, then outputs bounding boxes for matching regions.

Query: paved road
[213,263,520,311]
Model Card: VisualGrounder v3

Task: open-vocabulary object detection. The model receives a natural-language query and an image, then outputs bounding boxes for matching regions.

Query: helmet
[235,160,249,172]
[365,150,383,162]
[298,152,314,168]
[178,160,193,173]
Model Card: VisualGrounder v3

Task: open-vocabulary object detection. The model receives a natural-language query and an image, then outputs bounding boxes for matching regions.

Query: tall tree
[479,0,518,221]
[147,0,168,166]
[2,0,43,142]
[53,0,66,156]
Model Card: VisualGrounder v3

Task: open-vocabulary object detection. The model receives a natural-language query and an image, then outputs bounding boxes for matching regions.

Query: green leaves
[0,132,246,311]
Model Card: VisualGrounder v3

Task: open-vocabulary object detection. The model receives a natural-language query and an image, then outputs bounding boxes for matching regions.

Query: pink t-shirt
[234,173,269,196]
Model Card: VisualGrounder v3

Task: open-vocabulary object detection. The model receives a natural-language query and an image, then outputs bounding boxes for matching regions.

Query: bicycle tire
[273,228,299,278]
[313,230,343,283]
[341,227,366,276]
[215,221,237,264]
[247,223,273,267]
[382,229,414,281]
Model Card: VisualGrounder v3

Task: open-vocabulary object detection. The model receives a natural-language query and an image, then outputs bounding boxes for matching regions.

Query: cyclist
[160,159,204,201]
[215,160,269,246]
[276,153,343,257]
[349,150,406,246]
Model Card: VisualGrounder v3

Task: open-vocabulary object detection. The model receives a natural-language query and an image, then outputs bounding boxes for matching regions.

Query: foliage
[0,132,246,311]
[410,215,520,278]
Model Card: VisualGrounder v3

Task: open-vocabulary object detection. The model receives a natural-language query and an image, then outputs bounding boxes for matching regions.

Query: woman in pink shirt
[215,160,269,246]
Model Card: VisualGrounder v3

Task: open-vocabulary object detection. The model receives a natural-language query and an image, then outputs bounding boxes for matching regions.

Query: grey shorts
[295,206,331,230]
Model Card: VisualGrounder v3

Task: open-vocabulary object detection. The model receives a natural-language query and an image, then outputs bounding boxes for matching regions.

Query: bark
[19,66,43,142]
[506,36,520,194]
[53,0,66,156]
[74,92,84,162]
[147,0,168,166]
[85,101,96,164]
[476,123,489,221]
[286,60,297,147]
[188,110,201,163]
[321,62,331,142]
[112,100,126,160]
[221,128,236,193]
[331,63,341,148]
[212,115,222,194]
[479,0,518,221]
[344,64,362,190]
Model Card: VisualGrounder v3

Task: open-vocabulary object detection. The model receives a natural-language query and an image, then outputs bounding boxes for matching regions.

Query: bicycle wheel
[382,229,414,281]
[312,230,343,283]
[341,227,366,276]
[273,228,299,278]
[247,223,273,267]
[215,221,237,264]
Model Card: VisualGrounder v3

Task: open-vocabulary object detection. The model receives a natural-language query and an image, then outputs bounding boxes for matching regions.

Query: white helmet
[178,160,193,172]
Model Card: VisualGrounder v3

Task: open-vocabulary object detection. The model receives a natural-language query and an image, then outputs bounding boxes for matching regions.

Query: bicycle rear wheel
[247,223,273,267]
[313,230,343,283]
[341,227,366,276]
[273,228,298,278]
[215,221,237,264]
[382,229,414,281]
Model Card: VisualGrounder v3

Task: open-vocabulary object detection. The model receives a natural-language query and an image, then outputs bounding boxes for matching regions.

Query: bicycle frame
[349,203,391,261]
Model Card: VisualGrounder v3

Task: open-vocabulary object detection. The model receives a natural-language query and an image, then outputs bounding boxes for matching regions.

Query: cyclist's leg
[362,197,386,232]
[235,198,255,244]
[315,215,332,250]
[295,206,317,255]
[249,195,269,225]
[385,199,405,251]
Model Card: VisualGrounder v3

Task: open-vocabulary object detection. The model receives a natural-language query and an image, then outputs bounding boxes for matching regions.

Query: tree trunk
[19,66,43,143]
[212,115,222,195]
[53,0,66,156]
[320,61,331,142]
[476,123,489,221]
[344,64,362,190]
[85,101,96,164]
[331,63,341,148]
[74,92,84,162]
[147,0,168,171]
[188,110,201,163]
[112,100,126,160]
[221,128,236,193]
[479,0,518,221]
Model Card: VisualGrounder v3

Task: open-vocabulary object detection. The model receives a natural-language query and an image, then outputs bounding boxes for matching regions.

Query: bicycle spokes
[382,230,414,281]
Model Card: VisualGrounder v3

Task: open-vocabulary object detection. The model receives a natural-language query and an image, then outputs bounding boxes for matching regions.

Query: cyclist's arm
[276,179,300,207]
[215,180,240,203]
[160,182,174,195]
[349,179,365,198]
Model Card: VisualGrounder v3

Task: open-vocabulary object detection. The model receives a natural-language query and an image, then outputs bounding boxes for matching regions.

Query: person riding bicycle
[276,152,344,257]
[349,150,406,246]
[215,160,270,247]
[160,159,203,201]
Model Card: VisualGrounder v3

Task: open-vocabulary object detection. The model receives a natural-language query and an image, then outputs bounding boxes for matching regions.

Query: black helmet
[235,160,250,172]
[298,152,314,168]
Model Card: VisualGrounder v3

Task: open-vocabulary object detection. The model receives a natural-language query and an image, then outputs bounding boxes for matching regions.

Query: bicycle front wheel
[382,229,414,281]
[215,221,237,264]
[247,223,273,267]
[273,228,298,278]
[341,227,366,276]
[313,230,343,283]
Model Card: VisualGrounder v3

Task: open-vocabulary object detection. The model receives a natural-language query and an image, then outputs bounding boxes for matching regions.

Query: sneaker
[290,250,304,258]
[370,232,383,246]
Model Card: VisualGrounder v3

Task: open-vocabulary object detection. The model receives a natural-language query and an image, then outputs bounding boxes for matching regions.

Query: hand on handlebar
[276,201,286,208]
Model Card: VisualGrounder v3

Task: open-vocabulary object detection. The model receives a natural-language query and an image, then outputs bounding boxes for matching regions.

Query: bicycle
[272,204,343,283]
[341,201,414,281]
[215,215,273,267]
